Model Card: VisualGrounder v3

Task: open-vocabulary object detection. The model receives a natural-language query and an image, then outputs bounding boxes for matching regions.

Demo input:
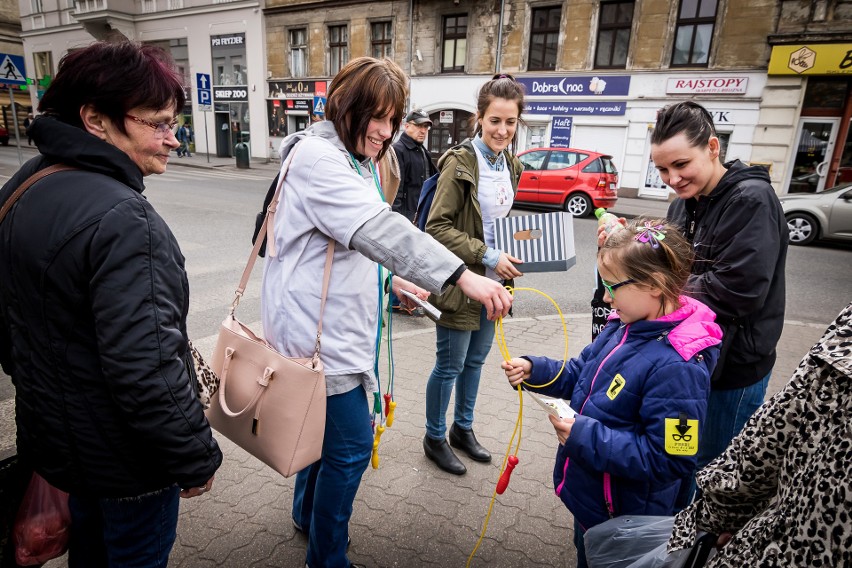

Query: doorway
[787,118,840,193]
[428,109,473,162]
[215,111,233,158]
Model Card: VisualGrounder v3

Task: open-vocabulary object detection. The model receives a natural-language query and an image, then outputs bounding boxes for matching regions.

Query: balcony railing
[74,0,106,12]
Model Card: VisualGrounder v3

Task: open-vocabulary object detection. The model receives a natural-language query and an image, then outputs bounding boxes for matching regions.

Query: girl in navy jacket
[502,219,722,568]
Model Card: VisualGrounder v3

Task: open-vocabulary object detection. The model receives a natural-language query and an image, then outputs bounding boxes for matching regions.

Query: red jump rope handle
[383,393,392,416]
[496,455,519,495]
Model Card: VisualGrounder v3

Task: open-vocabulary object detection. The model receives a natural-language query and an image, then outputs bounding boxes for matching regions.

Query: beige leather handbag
[206,147,331,478]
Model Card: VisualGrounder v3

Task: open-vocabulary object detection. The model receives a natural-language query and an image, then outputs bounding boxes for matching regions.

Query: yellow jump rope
[466,286,570,568]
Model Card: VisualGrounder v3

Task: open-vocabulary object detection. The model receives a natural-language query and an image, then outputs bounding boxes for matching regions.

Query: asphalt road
[1,144,850,400]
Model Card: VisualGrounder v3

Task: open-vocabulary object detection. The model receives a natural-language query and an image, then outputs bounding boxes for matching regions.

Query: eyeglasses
[126,114,179,138]
[601,278,636,298]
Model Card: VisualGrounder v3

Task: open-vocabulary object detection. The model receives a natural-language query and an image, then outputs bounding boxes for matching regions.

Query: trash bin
[235,139,250,169]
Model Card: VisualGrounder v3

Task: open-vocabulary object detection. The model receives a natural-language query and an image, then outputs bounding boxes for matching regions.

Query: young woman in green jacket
[422,74,525,474]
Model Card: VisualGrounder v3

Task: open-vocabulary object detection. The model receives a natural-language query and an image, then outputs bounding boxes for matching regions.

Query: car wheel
[786,212,818,246]
[564,193,592,217]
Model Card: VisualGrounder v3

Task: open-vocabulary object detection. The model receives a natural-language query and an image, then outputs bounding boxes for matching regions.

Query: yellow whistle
[371,425,386,469]
[386,401,397,428]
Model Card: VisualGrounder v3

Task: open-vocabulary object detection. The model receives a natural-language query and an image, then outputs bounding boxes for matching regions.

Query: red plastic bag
[12,472,70,566]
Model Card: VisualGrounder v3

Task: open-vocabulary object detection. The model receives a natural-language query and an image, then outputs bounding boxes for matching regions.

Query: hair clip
[634,222,666,249]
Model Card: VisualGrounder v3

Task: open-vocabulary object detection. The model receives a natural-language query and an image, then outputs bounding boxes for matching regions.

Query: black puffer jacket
[0,116,222,498]
[392,132,438,221]
[667,160,788,390]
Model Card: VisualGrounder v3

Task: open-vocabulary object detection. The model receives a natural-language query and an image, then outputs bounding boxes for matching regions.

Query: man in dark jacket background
[392,109,437,222]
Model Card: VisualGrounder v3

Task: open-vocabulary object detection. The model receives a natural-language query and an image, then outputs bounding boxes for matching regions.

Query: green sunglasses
[601,278,636,298]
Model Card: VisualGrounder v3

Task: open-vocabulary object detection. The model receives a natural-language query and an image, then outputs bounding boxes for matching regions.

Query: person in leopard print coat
[668,301,852,566]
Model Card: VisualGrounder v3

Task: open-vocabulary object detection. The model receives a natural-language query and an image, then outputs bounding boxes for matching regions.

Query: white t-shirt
[473,144,513,280]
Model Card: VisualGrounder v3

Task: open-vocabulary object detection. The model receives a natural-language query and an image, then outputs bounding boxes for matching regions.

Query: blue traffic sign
[196,73,211,91]
[196,72,212,110]
[0,53,27,85]
[313,96,326,116]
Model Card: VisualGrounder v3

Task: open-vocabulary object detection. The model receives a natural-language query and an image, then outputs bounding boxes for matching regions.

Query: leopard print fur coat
[669,302,851,566]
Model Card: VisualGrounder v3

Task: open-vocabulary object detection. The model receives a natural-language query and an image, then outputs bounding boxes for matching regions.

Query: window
[289,28,307,79]
[371,21,392,59]
[671,0,718,66]
[521,150,549,170]
[141,0,155,13]
[33,51,52,80]
[30,0,42,13]
[595,1,634,68]
[328,25,349,76]
[167,0,183,9]
[528,6,561,71]
[442,15,467,73]
[548,151,587,169]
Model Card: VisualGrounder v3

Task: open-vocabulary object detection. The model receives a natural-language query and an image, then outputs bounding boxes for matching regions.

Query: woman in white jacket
[260,57,513,568]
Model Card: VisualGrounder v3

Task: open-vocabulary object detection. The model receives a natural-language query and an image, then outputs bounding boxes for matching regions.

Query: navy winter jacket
[522,296,721,530]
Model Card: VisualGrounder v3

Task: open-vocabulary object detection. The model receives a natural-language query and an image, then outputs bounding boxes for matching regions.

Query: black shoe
[449,424,492,462]
[423,435,466,475]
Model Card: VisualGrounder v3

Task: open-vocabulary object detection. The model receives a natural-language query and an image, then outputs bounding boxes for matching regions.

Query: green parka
[425,139,522,330]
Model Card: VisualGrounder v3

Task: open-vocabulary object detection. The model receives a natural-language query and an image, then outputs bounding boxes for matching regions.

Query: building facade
[262,0,850,198]
[18,0,268,158]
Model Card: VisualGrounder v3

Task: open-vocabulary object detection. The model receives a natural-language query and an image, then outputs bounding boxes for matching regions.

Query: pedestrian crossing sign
[313,96,326,116]
[0,53,26,85]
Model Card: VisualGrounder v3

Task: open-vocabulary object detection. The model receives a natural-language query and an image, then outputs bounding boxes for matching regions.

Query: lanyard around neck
[348,153,384,201]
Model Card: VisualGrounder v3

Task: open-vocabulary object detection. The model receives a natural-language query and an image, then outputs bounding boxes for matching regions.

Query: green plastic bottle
[595,208,624,236]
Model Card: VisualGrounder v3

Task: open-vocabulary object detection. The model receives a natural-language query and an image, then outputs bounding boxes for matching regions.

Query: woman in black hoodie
[651,101,788,505]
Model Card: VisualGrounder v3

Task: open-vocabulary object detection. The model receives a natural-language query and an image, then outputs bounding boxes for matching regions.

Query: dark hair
[651,101,716,148]
[598,218,694,310]
[325,57,408,160]
[472,73,526,147]
[38,41,186,135]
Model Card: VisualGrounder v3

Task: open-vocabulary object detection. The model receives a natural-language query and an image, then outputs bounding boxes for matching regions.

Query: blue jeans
[675,371,771,509]
[425,307,494,440]
[292,385,373,568]
[68,485,179,568]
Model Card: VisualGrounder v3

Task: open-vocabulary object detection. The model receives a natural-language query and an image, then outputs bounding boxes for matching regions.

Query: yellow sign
[664,417,699,456]
[768,44,852,75]
[606,374,626,400]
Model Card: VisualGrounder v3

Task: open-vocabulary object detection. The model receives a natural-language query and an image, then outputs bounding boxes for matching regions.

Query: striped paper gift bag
[493,211,576,273]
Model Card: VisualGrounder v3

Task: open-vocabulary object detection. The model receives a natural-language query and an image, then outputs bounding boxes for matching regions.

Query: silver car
[779,183,852,246]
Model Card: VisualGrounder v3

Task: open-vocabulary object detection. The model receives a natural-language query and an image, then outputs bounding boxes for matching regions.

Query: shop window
[33,51,52,81]
[671,0,718,66]
[528,6,561,71]
[595,1,633,69]
[371,21,392,59]
[328,25,349,76]
[289,28,307,79]
[441,15,467,73]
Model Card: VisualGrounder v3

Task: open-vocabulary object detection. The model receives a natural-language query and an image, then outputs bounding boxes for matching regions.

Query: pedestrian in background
[261,56,513,568]
[651,101,788,505]
[390,108,437,314]
[422,73,525,475]
[0,41,221,568]
[177,123,193,157]
[23,112,33,146]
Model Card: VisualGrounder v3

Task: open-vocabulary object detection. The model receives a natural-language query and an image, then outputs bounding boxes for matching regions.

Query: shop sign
[210,34,245,47]
[666,76,748,95]
[768,44,852,75]
[213,86,248,102]
[268,80,327,99]
[518,75,630,97]
[285,99,311,113]
[525,101,626,116]
[549,117,572,147]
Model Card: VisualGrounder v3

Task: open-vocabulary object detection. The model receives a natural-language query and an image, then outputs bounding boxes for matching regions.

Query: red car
[515,147,619,217]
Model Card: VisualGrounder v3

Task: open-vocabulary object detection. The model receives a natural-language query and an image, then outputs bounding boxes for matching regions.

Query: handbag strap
[231,145,334,360]
[0,164,77,225]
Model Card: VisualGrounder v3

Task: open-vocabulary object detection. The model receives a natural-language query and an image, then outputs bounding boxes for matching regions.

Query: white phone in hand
[398,289,442,320]
[527,391,576,419]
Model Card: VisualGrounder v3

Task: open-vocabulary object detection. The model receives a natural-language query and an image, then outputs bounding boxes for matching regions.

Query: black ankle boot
[449,424,492,462]
[423,435,466,475]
